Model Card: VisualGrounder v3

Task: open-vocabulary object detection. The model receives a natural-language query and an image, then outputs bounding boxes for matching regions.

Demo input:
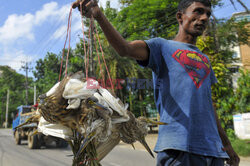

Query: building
[232,12,250,71]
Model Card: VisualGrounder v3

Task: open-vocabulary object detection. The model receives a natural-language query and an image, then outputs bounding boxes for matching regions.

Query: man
[72,0,240,165]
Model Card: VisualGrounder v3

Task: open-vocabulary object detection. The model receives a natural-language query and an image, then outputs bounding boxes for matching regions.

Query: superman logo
[172,49,211,88]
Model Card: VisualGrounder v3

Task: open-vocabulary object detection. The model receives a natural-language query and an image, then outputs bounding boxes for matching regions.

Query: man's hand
[72,0,100,19]
[222,144,240,166]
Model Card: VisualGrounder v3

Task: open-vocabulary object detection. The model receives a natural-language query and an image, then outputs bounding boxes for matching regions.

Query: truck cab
[12,105,36,130]
[12,105,40,148]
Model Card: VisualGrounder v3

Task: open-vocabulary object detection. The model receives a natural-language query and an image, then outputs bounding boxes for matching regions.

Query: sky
[0,0,249,78]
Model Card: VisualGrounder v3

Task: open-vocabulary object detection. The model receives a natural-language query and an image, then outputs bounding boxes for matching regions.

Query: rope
[65,7,73,77]
[85,19,92,80]
[92,22,105,88]
[93,21,114,91]
[59,7,73,81]
[59,4,115,92]
[80,4,88,80]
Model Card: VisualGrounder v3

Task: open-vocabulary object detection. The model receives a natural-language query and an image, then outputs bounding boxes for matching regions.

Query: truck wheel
[28,132,41,149]
[14,131,21,145]
[56,139,68,148]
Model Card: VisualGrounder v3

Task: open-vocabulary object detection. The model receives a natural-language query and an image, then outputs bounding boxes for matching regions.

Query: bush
[227,128,236,141]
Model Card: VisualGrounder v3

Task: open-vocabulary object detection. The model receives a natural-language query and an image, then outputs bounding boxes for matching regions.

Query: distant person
[72,0,240,165]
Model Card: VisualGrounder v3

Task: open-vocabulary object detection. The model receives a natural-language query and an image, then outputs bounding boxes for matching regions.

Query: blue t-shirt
[137,38,228,158]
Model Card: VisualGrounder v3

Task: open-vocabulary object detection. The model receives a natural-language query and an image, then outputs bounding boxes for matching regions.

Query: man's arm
[213,106,240,166]
[72,0,149,61]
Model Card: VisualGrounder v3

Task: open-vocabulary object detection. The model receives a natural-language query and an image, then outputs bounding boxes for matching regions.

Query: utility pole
[5,89,9,128]
[21,62,32,105]
[1,98,4,127]
[34,84,36,105]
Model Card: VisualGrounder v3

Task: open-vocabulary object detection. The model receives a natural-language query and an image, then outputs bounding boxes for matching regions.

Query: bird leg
[76,131,96,158]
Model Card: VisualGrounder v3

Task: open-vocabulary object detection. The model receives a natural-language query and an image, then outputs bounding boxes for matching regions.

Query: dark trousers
[157,149,225,166]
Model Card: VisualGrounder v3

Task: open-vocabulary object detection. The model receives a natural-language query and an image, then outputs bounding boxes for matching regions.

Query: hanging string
[80,3,88,80]
[59,7,73,81]
[93,21,114,91]
[59,3,114,92]
[92,22,105,88]
[85,19,93,80]
[64,7,73,77]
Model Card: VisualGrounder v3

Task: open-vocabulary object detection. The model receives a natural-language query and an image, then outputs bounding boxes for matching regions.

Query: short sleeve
[136,38,163,74]
[210,66,217,85]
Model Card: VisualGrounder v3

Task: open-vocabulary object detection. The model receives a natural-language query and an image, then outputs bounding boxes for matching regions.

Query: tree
[33,52,61,95]
[235,70,250,113]
[116,0,179,40]
[0,66,34,127]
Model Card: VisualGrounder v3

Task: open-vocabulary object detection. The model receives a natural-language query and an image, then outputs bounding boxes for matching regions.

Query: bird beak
[93,102,108,111]
[148,119,168,125]
[76,131,96,158]
[86,97,108,111]
[140,138,155,158]
[15,122,27,129]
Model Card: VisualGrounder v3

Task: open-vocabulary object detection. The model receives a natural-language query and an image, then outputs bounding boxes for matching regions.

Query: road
[1,129,250,166]
[0,129,156,166]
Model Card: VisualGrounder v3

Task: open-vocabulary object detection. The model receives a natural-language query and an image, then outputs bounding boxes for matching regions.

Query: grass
[231,138,250,156]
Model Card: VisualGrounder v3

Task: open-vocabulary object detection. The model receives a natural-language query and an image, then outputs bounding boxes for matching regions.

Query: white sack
[38,117,73,140]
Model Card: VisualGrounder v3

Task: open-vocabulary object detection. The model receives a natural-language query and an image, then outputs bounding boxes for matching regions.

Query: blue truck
[12,105,68,149]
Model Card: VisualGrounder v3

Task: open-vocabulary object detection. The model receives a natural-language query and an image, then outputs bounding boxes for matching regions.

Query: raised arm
[72,0,149,61]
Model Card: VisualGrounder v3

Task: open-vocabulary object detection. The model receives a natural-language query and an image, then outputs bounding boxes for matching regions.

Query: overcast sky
[0,0,249,77]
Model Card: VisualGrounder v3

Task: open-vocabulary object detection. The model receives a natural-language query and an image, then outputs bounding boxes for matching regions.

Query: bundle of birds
[17,71,167,166]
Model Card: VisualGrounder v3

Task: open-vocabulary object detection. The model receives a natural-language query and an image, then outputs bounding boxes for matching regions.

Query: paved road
[1,129,250,166]
[0,129,156,166]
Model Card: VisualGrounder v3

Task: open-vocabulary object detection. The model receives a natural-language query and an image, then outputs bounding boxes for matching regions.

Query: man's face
[179,2,211,36]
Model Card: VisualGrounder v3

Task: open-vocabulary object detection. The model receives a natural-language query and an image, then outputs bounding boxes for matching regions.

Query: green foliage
[215,18,249,48]
[227,128,250,157]
[215,70,250,129]
[234,70,250,113]
[33,52,61,95]
[0,66,34,127]
[116,0,179,40]
[227,128,236,141]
